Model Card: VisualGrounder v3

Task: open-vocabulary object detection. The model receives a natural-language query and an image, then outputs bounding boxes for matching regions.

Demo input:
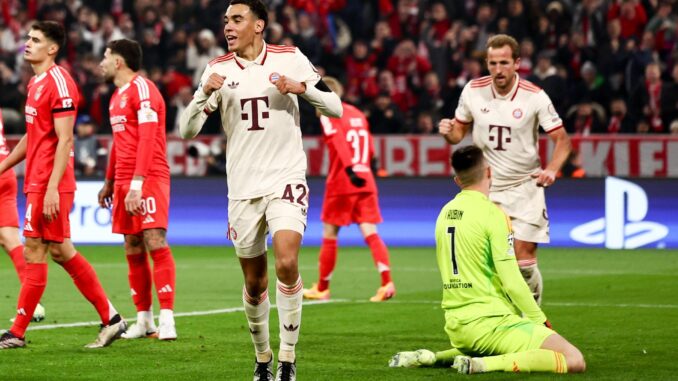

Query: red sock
[150,247,176,310]
[61,253,112,325]
[10,263,47,338]
[365,233,392,286]
[317,238,337,292]
[7,245,26,284]
[126,253,153,312]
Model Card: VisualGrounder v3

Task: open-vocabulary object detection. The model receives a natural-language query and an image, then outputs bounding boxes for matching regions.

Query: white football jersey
[455,75,563,190]
[196,43,320,199]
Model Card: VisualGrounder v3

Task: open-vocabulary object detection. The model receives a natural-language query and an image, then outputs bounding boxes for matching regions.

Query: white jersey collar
[234,42,268,69]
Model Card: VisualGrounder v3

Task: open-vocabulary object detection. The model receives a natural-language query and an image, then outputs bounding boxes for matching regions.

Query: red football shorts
[321,192,383,226]
[112,180,170,235]
[0,175,19,227]
[23,192,74,243]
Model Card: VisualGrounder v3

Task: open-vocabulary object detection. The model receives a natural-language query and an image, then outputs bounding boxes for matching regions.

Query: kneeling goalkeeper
[389,146,586,374]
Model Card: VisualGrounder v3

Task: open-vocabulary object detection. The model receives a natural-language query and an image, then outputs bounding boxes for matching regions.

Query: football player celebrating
[438,34,572,305]
[179,1,342,380]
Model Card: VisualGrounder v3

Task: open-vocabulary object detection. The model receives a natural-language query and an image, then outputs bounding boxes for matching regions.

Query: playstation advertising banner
[15,177,676,249]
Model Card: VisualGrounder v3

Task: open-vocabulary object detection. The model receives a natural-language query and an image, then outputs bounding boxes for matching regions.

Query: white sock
[243,287,271,362]
[137,310,155,328]
[518,261,543,305]
[159,308,175,326]
[277,277,303,363]
[107,300,118,321]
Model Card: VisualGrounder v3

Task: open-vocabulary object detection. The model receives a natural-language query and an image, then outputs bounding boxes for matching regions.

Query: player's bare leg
[304,224,339,300]
[50,239,126,348]
[144,228,176,340]
[122,234,157,339]
[359,223,395,301]
[273,230,302,380]
[515,239,542,304]
[240,253,273,379]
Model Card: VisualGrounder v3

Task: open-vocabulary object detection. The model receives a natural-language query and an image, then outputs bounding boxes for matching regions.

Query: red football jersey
[0,109,16,181]
[106,75,170,184]
[320,102,377,197]
[23,65,78,193]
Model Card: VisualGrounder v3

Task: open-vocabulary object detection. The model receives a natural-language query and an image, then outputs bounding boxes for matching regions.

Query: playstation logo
[570,177,668,249]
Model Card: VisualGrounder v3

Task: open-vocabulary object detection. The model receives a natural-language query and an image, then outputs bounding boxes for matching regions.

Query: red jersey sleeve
[132,77,161,178]
[49,67,78,118]
[320,115,354,170]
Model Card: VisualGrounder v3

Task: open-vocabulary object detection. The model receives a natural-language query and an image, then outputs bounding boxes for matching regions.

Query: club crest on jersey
[34,85,44,101]
[269,72,281,83]
[512,108,523,119]
[120,94,128,108]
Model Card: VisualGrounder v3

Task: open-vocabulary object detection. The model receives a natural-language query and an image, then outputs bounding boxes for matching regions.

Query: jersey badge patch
[481,106,490,113]
[119,94,128,108]
[512,108,523,119]
[34,85,44,101]
[269,72,280,83]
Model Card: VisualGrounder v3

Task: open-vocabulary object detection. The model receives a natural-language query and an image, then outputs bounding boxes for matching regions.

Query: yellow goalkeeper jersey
[435,190,545,324]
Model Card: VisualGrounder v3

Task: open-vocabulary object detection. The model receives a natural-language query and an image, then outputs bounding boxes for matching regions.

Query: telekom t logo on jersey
[488,125,511,151]
[241,96,269,131]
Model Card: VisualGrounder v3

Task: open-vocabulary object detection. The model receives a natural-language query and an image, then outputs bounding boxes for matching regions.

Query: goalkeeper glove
[345,167,366,187]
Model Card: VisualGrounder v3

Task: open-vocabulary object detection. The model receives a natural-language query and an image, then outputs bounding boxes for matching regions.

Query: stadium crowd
[0,0,677,137]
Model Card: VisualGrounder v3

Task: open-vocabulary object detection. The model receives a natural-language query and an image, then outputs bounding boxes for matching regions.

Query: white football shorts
[227,181,308,258]
[490,178,550,244]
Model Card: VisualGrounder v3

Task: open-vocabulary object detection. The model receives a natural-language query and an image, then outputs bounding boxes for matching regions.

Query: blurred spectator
[630,62,665,132]
[167,85,194,135]
[344,40,379,105]
[566,101,607,135]
[607,0,648,41]
[528,52,567,114]
[670,119,678,135]
[661,63,678,128]
[414,111,434,134]
[645,1,676,60]
[366,91,407,134]
[74,115,102,177]
[607,98,637,133]
[387,39,431,112]
[569,61,611,111]
[186,29,225,87]
[517,39,535,78]
[572,0,607,47]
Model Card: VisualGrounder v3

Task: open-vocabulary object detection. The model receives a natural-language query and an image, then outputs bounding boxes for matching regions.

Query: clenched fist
[202,73,226,96]
[438,118,453,136]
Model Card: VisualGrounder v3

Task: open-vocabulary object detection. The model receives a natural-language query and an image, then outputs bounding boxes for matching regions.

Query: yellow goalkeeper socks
[480,349,568,373]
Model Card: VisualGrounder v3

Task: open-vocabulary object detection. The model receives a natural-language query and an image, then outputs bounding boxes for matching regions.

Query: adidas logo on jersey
[17,308,26,316]
[130,288,137,296]
[228,81,239,89]
[24,222,33,232]
[142,214,155,224]
[158,284,173,293]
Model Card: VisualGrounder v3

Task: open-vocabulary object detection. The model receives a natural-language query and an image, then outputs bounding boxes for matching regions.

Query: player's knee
[143,229,167,251]
[244,278,268,297]
[565,348,586,373]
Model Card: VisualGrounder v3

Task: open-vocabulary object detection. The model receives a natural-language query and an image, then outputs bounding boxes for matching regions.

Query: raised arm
[438,118,471,145]
[179,66,222,139]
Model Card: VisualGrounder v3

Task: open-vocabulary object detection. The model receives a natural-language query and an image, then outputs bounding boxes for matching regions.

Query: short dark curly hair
[229,0,269,30]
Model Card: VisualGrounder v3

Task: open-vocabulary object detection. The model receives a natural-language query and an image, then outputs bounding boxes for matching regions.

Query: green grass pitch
[0,246,676,380]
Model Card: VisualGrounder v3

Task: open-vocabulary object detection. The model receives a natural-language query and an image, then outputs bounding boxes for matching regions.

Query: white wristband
[130,179,143,191]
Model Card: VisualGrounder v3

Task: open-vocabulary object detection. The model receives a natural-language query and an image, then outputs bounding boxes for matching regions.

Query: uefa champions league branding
[570,177,669,249]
